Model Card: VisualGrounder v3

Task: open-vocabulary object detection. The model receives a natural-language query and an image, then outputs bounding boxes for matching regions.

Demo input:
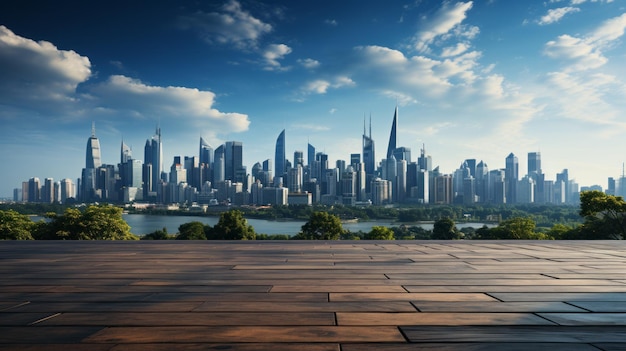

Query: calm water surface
[122,213,492,236]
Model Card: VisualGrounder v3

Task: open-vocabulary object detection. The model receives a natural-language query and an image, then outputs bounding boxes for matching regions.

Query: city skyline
[2,1,626,197]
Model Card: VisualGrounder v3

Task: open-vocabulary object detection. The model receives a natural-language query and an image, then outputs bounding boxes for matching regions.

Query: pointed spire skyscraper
[386,106,398,159]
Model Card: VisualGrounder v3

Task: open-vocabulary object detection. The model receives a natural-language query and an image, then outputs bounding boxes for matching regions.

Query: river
[122,214,493,236]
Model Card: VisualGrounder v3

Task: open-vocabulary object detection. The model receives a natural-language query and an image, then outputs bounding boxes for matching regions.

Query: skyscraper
[362,116,375,177]
[143,126,163,196]
[528,152,541,175]
[275,130,286,179]
[199,137,213,165]
[505,152,519,204]
[307,143,315,167]
[221,141,243,181]
[386,106,398,159]
[86,122,102,169]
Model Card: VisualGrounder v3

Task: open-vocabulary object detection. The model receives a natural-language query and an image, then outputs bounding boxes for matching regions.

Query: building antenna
[91,121,96,137]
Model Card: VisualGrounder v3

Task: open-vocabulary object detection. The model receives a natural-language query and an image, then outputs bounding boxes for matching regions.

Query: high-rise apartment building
[528,152,541,175]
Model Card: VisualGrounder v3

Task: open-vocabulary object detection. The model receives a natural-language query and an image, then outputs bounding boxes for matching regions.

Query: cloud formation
[544,13,626,71]
[538,7,580,25]
[179,0,272,50]
[0,25,91,111]
[413,1,475,53]
[92,75,250,133]
[262,43,292,71]
[302,76,355,94]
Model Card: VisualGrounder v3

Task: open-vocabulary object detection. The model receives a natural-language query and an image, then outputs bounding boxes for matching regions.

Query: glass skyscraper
[275,130,286,180]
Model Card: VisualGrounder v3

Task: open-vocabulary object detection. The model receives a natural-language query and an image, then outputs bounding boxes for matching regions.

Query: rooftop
[2,241,626,350]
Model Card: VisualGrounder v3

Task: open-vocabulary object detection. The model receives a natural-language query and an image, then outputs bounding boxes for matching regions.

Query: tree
[210,210,256,240]
[34,205,138,240]
[476,217,548,240]
[0,210,35,240]
[176,221,207,240]
[431,217,461,240]
[579,190,626,239]
[366,226,395,240]
[142,227,172,240]
[297,211,344,240]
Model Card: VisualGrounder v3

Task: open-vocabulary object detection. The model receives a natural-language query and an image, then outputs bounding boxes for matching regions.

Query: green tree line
[3,191,626,240]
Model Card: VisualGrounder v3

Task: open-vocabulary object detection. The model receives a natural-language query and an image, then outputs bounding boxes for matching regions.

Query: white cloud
[298,58,320,69]
[544,13,626,71]
[413,1,474,52]
[325,19,338,26]
[262,43,292,71]
[0,25,91,111]
[537,7,580,25]
[178,0,272,50]
[92,75,250,133]
[302,76,355,95]
[441,42,470,57]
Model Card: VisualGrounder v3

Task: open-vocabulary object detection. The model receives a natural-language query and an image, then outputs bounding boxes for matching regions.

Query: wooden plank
[336,312,554,326]
[83,326,406,343]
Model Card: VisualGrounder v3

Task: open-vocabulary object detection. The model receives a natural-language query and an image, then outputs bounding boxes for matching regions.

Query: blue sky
[1,0,626,198]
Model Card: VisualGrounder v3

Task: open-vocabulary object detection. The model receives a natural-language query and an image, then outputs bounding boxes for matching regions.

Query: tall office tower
[416,169,429,204]
[381,156,397,202]
[143,126,163,197]
[184,156,199,189]
[475,161,488,203]
[342,167,357,200]
[336,160,346,173]
[490,169,506,204]
[434,174,453,204]
[275,130,286,180]
[307,143,316,166]
[393,147,411,162]
[528,152,541,175]
[463,177,476,205]
[213,145,226,183]
[121,140,132,163]
[505,153,519,204]
[316,152,328,176]
[42,178,54,203]
[396,159,407,203]
[86,122,102,169]
[355,163,366,201]
[371,178,392,205]
[608,177,616,195]
[294,150,304,167]
[199,137,213,184]
[60,178,74,203]
[262,159,273,177]
[453,161,471,198]
[386,106,398,159]
[288,165,303,193]
[252,162,263,181]
[362,116,376,177]
[407,162,418,193]
[170,156,187,186]
[556,169,569,202]
[417,145,433,171]
[517,176,535,204]
[224,141,243,181]
[199,137,213,165]
[350,153,360,166]
[464,159,476,178]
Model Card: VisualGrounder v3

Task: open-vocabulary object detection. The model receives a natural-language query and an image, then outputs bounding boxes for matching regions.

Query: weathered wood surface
[2,240,626,349]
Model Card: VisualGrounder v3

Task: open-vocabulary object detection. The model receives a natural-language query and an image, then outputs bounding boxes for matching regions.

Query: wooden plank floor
[2,240,626,350]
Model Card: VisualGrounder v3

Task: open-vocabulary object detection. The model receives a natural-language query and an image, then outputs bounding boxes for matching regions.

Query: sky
[1,0,626,198]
